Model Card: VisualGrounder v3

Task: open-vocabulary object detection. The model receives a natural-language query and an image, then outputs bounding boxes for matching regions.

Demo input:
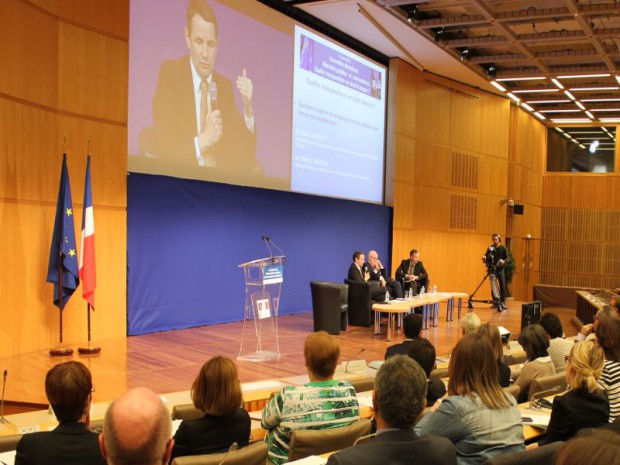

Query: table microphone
[343,348,366,374]
[0,369,8,424]
[529,385,563,410]
[218,442,239,465]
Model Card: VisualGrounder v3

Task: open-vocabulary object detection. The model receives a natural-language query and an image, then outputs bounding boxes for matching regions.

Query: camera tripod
[468,269,504,310]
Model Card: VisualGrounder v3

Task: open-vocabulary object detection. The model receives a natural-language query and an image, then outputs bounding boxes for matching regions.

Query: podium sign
[237,256,285,361]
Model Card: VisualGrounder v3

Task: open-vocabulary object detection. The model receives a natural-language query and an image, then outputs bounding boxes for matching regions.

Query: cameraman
[481,233,508,311]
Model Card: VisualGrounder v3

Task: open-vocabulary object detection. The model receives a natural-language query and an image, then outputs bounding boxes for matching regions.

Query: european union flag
[46,154,80,309]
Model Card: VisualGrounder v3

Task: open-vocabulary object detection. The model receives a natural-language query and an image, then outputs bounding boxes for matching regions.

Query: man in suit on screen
[142,0,261,175]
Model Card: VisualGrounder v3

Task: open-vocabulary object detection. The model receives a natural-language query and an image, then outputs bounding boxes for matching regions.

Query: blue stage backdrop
[127,173,392,335]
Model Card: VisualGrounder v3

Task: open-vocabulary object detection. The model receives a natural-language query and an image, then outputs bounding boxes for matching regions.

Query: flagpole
[78,147,101,355]
[48,147,77,357]
[78,303,101,354]
[50,253,73,357]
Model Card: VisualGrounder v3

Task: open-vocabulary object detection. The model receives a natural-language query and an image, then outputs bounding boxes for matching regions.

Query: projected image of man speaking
[141,0,261,175]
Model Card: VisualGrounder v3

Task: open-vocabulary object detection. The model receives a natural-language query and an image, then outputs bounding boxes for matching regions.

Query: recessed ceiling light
[569,86,620,92]
[512,89,559,93]
[557,73,611,79]
[490,81,506,92]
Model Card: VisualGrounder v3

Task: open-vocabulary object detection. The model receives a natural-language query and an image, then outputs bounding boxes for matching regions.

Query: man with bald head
[366,250,403,299]
[99,387,174,465]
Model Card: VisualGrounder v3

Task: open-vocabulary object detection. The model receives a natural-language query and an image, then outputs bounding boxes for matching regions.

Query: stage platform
[0,300,578,410]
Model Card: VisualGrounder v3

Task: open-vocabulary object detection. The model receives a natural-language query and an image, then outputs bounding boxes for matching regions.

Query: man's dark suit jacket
[145,56,260,175]
[384,339,413,359]
[395,259,428,293]
[347,263,386,301]
[326,429,457,465]
[544,387,609,444]
[169,408,251,462]
[15,422,105,465]
[347,263,366,282]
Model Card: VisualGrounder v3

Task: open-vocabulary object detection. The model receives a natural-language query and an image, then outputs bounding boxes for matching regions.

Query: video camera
[483,246,502,275]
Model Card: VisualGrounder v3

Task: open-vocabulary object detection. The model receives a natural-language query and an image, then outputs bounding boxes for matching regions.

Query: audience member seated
[461,312,481,336]
[576,305,616,342]
[539,312,574,372]
[100,387,174,465]
[596,316,620,422]
[415,333,524,465]
[347,251,386,302]
[384,314,423,359]
[169,356,250,462]
[366,250,403,299]
[543,340,609,444]
[262,331,360,464]
[15,361,105,465]
[407,338,446,408]
[514,324,556,403]
[326,355,456,465]
[478,323,511,388]
[395,249,428,295]
[554,429,620,465]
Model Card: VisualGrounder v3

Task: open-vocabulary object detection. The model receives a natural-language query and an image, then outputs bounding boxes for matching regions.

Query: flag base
[49,347,74,357]
[78,346,101,355]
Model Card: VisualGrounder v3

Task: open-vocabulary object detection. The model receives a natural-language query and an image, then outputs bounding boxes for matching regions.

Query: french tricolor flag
[79,155,96,309]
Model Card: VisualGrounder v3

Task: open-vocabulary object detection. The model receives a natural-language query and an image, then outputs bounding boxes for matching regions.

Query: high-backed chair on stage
[171,441,268,465]
[172,404,202,421]
[287,418,372,462]
[310,281,348,335]
[528,372,568,401]
[344,280,377,326]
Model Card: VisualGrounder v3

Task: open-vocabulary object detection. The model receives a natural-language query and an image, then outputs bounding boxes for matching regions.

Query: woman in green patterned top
[262,331,360,464]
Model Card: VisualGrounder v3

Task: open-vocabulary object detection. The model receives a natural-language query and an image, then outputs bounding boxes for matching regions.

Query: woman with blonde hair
[544,340,609,443]
[169,356,250,462]
[415,332,524,465]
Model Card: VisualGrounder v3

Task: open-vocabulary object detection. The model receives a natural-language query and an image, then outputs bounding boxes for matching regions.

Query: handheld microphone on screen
[343,348,366,374]
[208,81,218,111]
[217,442,239,465]
[0,369,8,424]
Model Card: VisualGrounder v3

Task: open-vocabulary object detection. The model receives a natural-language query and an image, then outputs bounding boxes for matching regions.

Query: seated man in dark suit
[326,355,457,465]
[407,338,446,408]
[366,250,403,299]
[384,314,423,359]
[15,361,106,465]
[348,251,386,302]
[395,249,428,295]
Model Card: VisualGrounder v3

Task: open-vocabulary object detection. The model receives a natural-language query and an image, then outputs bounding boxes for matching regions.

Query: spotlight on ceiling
[407,6,419,24]
[460,48,470,62]
[486,65,497,80]
[434,27,444,43]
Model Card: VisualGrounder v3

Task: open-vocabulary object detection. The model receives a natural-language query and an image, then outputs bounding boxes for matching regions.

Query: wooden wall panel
[389,59,516,300]
[0,1,59,107]
[59,23,128,122]
[0,0,128,358]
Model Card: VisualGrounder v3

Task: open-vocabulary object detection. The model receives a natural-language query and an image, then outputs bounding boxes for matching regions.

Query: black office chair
[310,281,348,335]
